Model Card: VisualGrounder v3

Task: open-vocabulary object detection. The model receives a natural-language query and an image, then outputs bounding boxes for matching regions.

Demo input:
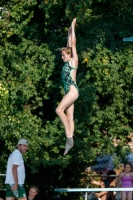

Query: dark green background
[0,0,133,199]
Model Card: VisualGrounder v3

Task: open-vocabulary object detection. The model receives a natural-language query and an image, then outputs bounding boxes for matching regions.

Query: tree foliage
[0,0,133,199]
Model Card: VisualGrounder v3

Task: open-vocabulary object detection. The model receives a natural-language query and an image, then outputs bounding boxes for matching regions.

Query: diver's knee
[55,107,62,116]
[55,107,59,115]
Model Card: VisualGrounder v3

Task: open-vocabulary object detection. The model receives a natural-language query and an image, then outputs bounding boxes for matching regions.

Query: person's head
[107,170,116,182]
[85,167,91,173]
[16,138,28,154]
[57,47,72,62]
[124,162,132,172]
[28,185,39,200]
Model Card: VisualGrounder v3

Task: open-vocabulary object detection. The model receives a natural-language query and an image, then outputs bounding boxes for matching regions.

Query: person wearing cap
[5,139,28,200]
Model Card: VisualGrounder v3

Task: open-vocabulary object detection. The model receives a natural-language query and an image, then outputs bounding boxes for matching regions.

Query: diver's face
[61,51,71,62]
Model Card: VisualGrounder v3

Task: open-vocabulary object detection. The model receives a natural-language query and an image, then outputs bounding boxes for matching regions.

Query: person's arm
[95,191,108,198]
[11,164,18,190]
[117,173,122,187]
[67,27,72,47]
[70,18,78,66]
[91,179,104,187]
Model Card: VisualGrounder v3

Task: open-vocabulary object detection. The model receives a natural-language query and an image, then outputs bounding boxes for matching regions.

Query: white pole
[85,183,89,200]
[0,174,6,176]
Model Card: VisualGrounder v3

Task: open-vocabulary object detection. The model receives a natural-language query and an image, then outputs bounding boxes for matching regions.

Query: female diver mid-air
[56,18,79,155]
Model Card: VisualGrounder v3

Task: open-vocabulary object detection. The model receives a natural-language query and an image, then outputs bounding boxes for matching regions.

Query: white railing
[55,174,120,200]
[54,188,133,192]
[54,187,131,200]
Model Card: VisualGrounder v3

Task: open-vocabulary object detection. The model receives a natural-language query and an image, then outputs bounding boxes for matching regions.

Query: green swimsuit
[61,62,79,94]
